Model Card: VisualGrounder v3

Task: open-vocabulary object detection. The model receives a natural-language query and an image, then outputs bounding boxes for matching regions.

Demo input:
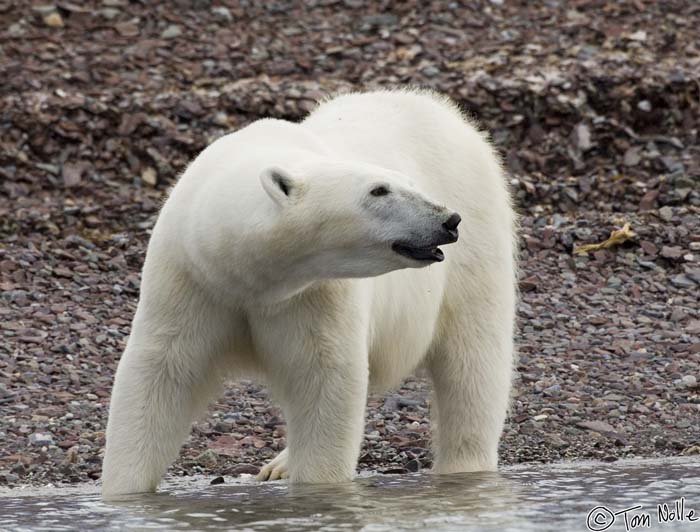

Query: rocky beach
[1,0,698,488]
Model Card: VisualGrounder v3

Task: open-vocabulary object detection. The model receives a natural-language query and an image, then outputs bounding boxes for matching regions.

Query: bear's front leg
[251,288,369,484]
[102,287,231,498]
[427,281,515,474]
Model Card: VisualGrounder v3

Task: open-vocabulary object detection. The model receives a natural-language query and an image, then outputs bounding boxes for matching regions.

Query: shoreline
[3,455,699,497]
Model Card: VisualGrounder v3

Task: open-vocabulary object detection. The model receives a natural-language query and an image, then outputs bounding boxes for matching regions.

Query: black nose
[443,213,461,231]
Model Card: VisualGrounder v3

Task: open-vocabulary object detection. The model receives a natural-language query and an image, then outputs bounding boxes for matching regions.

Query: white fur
[101,89,518,498]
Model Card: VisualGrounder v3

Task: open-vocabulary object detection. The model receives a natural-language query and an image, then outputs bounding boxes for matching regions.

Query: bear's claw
[256,448,289,481]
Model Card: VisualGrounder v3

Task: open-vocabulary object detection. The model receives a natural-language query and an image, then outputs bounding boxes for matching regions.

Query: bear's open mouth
[391,242,445,262]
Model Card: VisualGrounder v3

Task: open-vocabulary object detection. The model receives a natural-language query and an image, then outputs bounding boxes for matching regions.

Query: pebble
[195,449,218,467]
[660,246,683,260]
[361,14,398,27]
[32,5,57,15]
[543,384,561,397]
[227,464,261,476]
[8,23,24,36]
[212,6,232,22]
[624,148,641,167]
[670,274,695,289]
[547,435,569,449]
[670,308,687,322]
[161,25,182,39]
[685,267,700,284]
[658,206,674,222]
[576,420,616,434]
[681,375,697,388]
[365,430,381,441]
[141,167,157,187]
[43,12,64,28]
[29,432,54,446]
[213,112,230,127]
[606,276,622,288]
[405,459,421,472]
[100,8,121,20]
[213,421,234,433]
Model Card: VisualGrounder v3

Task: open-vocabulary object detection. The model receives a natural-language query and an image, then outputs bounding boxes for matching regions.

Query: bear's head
[258,157,460,282]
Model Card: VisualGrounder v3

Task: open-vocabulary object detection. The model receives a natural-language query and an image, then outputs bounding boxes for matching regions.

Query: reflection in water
[1,458,699,531]
[112,472,518,531]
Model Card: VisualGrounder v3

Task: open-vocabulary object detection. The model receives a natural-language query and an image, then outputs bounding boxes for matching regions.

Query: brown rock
[62,163,85,188]
[226,464,260,476]
[639,190,659,210]
[660,246,683,260]
[576,420,616,434]
[115,21,139,37]
[519,275,538,292]
[640,240,658,256]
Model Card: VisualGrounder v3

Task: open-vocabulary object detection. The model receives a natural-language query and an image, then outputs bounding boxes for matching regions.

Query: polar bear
[101,89,517,497]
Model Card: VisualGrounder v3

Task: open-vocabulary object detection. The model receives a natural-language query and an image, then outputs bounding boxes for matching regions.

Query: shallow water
[1,457,699,531]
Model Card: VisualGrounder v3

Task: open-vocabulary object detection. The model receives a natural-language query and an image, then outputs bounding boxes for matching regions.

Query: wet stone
[226,464,261,477]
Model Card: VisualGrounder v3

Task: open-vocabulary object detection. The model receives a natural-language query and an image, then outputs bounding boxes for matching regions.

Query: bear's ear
[260,166,297,205]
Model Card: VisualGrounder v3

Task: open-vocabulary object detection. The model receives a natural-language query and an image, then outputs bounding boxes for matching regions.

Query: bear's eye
[370,185,390,197]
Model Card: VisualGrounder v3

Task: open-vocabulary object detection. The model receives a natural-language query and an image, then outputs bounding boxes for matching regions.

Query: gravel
[1,1,698,488]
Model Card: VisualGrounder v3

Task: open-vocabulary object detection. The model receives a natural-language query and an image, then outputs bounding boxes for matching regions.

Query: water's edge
[1,457,699,531]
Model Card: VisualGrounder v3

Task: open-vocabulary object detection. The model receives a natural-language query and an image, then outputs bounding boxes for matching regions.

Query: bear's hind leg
[250,295,369,484]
